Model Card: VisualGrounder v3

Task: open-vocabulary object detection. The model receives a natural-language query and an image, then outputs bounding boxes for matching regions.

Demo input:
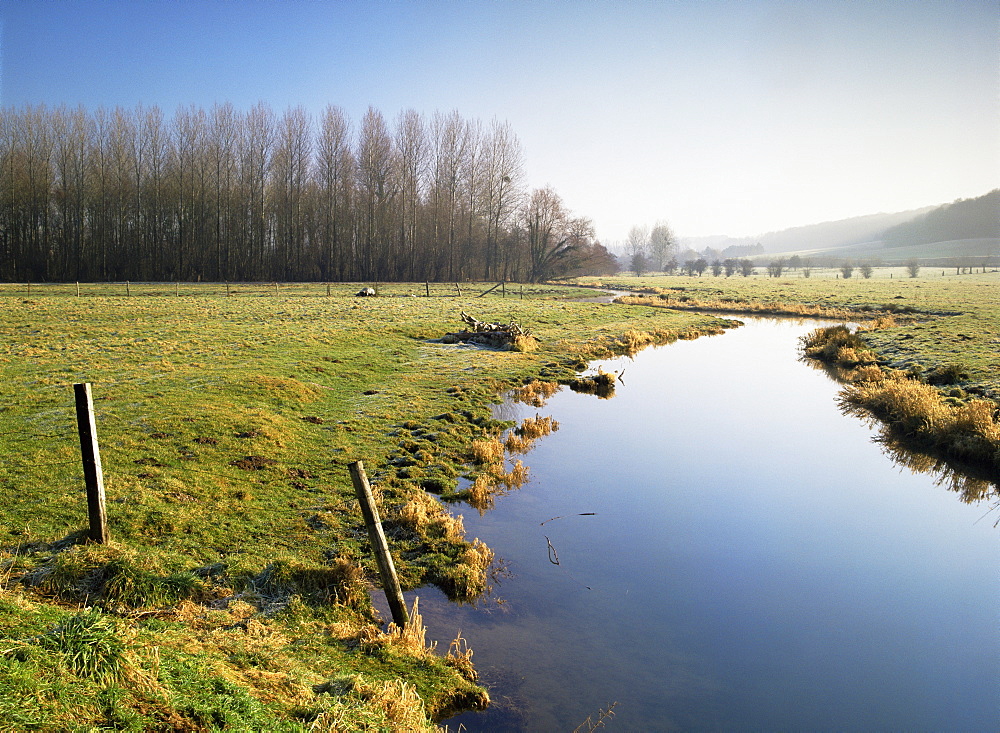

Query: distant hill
[881,189,999,248]
[678,189,999,264]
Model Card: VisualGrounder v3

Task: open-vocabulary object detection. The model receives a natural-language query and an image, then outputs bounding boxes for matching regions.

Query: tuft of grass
[470,437,505,464]
[35,608,130,685]
[568,368,618,398]
[801,325,877,367]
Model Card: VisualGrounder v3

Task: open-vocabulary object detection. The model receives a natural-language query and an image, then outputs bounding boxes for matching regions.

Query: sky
[1,0,997,244]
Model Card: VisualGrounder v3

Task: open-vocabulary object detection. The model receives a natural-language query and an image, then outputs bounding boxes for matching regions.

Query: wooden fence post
[73,383,109,544]
[425,282,430,297]
[348,461,408,627]
[126,281,130,297]
[76,282,80,297]
[226,282,231,297]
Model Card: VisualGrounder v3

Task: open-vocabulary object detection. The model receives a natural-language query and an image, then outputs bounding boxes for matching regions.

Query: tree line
[0,103,618,283]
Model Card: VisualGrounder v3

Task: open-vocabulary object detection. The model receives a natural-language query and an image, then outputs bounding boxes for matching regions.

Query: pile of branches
[443,312,534,349]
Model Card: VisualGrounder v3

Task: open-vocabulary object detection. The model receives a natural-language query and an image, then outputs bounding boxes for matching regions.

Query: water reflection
[438,317,999,731]
[877,432,1000,508]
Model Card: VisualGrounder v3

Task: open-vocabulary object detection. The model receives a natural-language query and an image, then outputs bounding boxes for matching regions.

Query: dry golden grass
[470,437,505,464]
[841,374,1000,470]
[516,414,559,441]
[510,380,561,407]
[848,365,886,383]
[309,676,434,732]
[445,631,476,682]
[395,493,466,543]
[383,597,436,657]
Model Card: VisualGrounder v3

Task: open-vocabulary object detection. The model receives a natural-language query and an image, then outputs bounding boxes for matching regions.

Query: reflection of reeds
[466,460,530,514]
[510,380,561,407]
[877,435,998,504]
[504,414,559,453]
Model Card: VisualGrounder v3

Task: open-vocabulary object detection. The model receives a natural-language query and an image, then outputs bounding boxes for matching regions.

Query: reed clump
[568,368,617,399]
[395,493,466,543]
[840,374,1000,472]
[470,437,505,464]
[505,414,559,453]
[801,325,878,367]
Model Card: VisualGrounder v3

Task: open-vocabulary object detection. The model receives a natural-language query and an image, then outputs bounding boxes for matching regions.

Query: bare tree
[525,186,579,282]
[481,119,525,281]
[625,225,649,275]
[648,221,676,272]
[315,104,354,280]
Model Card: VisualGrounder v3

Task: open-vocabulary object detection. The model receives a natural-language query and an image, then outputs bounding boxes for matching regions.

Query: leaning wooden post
[348,460,408,627]
[73,383,109,544]
[126,280,130,297]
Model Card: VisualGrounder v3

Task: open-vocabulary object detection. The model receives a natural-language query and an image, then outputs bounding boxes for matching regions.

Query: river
[392,317,998,731]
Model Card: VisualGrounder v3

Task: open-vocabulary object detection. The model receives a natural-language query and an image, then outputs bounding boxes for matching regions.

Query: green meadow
[0,281,726,730]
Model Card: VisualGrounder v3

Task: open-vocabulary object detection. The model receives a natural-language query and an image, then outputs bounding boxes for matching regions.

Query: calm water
[396,318,998,731]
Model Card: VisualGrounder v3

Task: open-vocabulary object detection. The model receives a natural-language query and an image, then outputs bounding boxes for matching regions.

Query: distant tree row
[0,103,617,283]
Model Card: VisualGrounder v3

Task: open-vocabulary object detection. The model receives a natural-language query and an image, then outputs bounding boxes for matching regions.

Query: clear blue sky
[1,0,997,243]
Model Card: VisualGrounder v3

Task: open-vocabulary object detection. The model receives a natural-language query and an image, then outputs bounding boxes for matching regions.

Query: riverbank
[0,282,730,730]
[572,273,1000,483]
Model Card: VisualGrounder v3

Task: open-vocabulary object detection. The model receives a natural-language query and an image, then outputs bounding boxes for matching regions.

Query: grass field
[1,273,995,729]
[0,281,729,730]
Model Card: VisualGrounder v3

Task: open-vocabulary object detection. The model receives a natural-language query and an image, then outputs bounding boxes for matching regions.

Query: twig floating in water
[540,512,596,526]
[545,535,560,565]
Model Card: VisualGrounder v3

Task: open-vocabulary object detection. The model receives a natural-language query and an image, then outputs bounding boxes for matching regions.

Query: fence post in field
[76,282,80,297]
[502,281,506,298]
[348,460,408,627]
[175,282,179,296]
[326,283,331,297]
[126,281,130,297]
[73,383,109,544]
[425,282,430,297]
[226,282,231,297]
[455,283,462,297]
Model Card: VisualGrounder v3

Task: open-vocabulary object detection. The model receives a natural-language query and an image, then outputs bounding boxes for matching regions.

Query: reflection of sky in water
[384,318,998,732]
